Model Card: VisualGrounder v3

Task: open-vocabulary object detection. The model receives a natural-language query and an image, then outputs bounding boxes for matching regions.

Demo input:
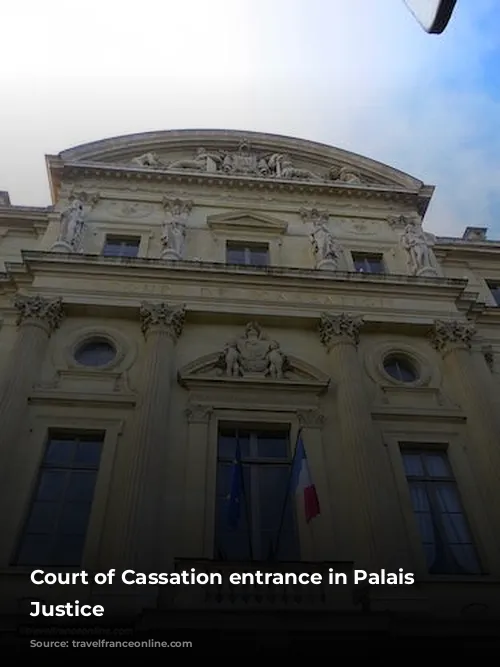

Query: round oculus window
[383,355,418,383]
[74,339,116,367]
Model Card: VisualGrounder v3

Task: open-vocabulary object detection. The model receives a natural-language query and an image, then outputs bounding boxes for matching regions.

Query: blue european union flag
[226,438,243,530]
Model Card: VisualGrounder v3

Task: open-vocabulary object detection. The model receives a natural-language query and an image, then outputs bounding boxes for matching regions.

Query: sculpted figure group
[129,142,367,185]
[220,322,287,380]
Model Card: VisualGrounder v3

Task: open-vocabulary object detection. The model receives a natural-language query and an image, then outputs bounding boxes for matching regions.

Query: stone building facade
[0,129,499,641]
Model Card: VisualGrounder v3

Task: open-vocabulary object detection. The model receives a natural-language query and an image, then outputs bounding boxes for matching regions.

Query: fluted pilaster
[319,312,408,570]
[0,296,64,468]
[118,302,185,572]
[431,319,500,533]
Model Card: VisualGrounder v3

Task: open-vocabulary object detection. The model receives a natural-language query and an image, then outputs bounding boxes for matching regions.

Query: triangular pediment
[206,210,288,235]
[177,321,330,396]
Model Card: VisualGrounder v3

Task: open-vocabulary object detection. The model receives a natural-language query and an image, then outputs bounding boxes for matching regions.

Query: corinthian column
[432,319,500,530]
[318,312,408,570]
[119,302,185,572]
[0,295,64,465]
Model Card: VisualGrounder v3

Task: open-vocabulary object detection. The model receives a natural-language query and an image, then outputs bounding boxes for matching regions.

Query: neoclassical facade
[1,130,500,639]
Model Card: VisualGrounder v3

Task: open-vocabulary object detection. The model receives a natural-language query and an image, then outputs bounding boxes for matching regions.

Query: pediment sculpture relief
[218,322,290,379]
[127,142,376,185]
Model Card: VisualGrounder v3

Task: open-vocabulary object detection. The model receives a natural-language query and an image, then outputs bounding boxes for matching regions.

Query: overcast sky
[1,0,499,237]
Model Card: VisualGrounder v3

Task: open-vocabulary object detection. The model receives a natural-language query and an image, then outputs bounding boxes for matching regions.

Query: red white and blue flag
[290,433,320,523]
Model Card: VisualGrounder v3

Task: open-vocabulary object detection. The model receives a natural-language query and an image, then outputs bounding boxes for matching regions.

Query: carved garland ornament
[139,302,186,340]
[318,312,363,348]
[14,296,64,333]
[431,320,476,353]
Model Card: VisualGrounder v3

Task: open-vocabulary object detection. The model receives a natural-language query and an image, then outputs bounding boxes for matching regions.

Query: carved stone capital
[185,404,213,424]
[319,312,363,348]
[297,409,325,429]
[162,197,193,220]
[387,213,420,230]
[300,207,329,225]
[140,302,186,340]
[69,189,100,208]
[14,295,64,334]
[431,319,476,354]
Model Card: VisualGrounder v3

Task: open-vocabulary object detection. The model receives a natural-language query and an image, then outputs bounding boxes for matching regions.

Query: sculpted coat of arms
[218,322,288,379]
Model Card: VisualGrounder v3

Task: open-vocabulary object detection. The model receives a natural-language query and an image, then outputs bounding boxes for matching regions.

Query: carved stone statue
[161,198,193,260]
[219,322,288,379]
[311,219,342,270]
[53,198,85,251]
[337,166,362,184]
[223,341,241,377]
[131,152,164,168]
[267,340,285,379]
[167,147,223,173]
[268,153,321,181]
[400,221,438,276]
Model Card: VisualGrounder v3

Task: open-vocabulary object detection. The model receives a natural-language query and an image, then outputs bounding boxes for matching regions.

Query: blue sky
[0,0,499,237]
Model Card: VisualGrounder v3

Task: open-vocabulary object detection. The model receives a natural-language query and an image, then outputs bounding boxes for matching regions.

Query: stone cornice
[52,161,432,215]
[0,206,50,237]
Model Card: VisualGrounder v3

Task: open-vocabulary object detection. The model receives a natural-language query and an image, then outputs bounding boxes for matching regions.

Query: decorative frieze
[297,409,325,429]
[14,295,64,334]
[318,312,363,349]
[185,404,213,424]
[139,302,186,340]
[431,319,476,354]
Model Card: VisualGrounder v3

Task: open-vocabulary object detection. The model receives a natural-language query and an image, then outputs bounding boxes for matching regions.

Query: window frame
[486,281,500,306]
[225,241,270,267]
[4,417,121,571]
[13,430,105,568]
[102,234,141,258]
[351,251,385,274]
[400,447,482,575]
[214,423,300,562]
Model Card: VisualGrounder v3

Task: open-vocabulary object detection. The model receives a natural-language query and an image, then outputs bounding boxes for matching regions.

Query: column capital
[185,403,213,424]
[431,319,476,355]
[297,409,325,429]
[318,312,363,349]
[140,302,186,340]
[14,295,64,334]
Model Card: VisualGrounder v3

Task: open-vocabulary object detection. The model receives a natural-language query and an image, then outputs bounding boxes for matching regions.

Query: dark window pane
[17,534,52,566]
[59,503,93,535]
[425,453,451,478]
[44,439,77,465]
[36,471,68,501]
[75,441,103,467]
[256,432,289,458]
[250,249,269,266]
[66,472,98,502]
[25,501,59,534]
[75,341,116,367]
[227,248,246,264]
[402,453,424,476]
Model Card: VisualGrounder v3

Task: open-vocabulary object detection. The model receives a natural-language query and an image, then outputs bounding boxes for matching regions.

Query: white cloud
[0,0,499,237]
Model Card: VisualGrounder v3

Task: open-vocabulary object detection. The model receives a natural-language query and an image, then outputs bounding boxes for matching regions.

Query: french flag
[290,433,320,523]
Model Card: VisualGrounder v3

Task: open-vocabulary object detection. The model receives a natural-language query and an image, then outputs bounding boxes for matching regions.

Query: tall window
[486,281,500,306]
[215,426,299,561]
[15,431,105,567]
[401,448,481,575]
[103,235,140,257]
[352,252,384,274]
[226,242,269,267]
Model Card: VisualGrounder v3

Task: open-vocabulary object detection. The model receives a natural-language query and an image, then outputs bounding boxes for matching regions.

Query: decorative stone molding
[482,345,494,372]
[318,312,363,349]
[297,409,325,428]
[431,320,476,354]
[14,295,64,334]
[160,197,193,260]
[185,404,213,424]
[139,302,186,340]
[300,207,329,225]
[387,213,420,230]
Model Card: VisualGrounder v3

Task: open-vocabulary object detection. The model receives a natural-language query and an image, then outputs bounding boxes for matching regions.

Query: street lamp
[403,0,457,33]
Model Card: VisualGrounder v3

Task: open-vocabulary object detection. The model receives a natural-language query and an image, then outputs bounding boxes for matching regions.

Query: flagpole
[274,427,302,559]
[237,431,253,561]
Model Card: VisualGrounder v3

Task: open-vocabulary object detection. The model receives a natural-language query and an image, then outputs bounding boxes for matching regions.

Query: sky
[1,0,499,237]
